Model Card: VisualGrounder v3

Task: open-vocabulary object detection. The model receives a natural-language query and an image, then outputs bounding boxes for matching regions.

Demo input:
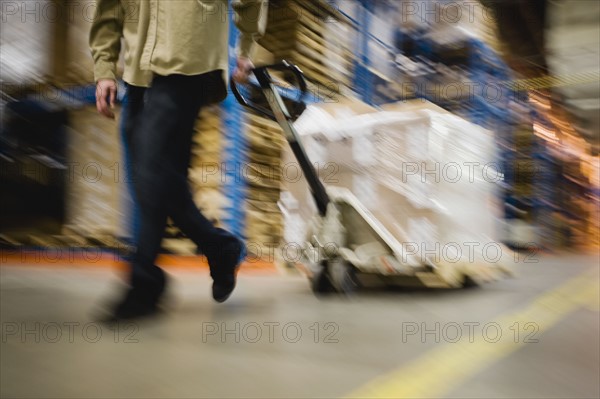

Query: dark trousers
[122,73,238,294]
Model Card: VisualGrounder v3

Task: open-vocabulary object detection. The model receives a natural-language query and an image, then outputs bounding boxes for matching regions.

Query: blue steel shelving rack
[344,0,533,245]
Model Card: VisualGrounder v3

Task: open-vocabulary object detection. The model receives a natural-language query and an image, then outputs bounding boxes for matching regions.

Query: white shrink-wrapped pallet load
[284,99,512,279]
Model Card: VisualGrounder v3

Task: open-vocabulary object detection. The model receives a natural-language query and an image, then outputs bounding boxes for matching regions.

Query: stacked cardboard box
[0,1,52,85]
[63,105,125,243]
[65,0,97,85]
[586,156,600,248]
[512,125,537,198]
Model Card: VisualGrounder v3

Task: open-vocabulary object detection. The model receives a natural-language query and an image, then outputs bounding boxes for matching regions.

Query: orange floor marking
[0,251,277,274]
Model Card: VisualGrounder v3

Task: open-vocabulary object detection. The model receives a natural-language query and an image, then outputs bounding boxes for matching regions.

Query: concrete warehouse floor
[1,253,598,398]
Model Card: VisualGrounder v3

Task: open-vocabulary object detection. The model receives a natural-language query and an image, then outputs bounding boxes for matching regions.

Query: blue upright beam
[220,18,248,239]
[352,2,374,104]
[118,86,140,249]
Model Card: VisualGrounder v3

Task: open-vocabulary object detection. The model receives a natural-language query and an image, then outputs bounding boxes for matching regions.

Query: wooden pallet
[260,0,355,93]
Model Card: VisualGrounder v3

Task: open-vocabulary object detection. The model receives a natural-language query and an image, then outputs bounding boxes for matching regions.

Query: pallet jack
[231,61,510,295]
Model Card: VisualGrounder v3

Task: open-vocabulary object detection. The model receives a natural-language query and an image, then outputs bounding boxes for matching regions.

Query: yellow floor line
[346,269,600,399]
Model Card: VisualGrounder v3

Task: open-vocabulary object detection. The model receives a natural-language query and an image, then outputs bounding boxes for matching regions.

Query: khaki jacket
[89,0,268,87]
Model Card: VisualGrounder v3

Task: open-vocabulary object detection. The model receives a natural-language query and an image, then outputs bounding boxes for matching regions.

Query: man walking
[90,0,267,320]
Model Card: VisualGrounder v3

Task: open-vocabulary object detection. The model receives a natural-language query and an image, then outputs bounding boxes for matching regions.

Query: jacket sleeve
[89,0,124,82]
[232,0,268,59]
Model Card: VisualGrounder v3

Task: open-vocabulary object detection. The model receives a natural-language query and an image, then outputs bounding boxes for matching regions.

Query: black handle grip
[230,75,276,120]
[230,60,308,121]
[253,60,308,95]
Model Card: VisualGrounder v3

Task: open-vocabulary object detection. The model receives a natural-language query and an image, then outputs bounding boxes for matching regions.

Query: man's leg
[126,75,209,300]
[122,84,168,304]
[102,83,168,320]
[116,73,243,317]
[159,77,244,300]
[160,86,243,285]
[128,72,242,299]
[125,84,240,286]
[121,84,146,148]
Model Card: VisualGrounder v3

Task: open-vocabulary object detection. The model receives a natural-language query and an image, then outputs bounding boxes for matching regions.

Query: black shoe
[212,279,236,303]
[211,238,245,303]
[101,271,168,323]
[106,288,161,322]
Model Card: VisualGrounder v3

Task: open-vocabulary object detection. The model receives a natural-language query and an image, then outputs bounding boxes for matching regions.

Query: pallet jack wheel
[329,258,359,296]
[310,261,335,295]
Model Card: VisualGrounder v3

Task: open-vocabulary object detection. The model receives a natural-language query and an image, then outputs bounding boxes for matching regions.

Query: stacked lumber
[259,0,355,95]
[242,114,287,259]
[189,105,229,226]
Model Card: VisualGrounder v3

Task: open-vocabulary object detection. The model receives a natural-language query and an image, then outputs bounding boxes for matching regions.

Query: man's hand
[96,79,118,119]
[232,57,254,83]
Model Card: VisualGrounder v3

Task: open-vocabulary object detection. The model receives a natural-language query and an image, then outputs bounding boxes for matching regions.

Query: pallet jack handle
[230,60,307,121]
[230,61,330,216]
